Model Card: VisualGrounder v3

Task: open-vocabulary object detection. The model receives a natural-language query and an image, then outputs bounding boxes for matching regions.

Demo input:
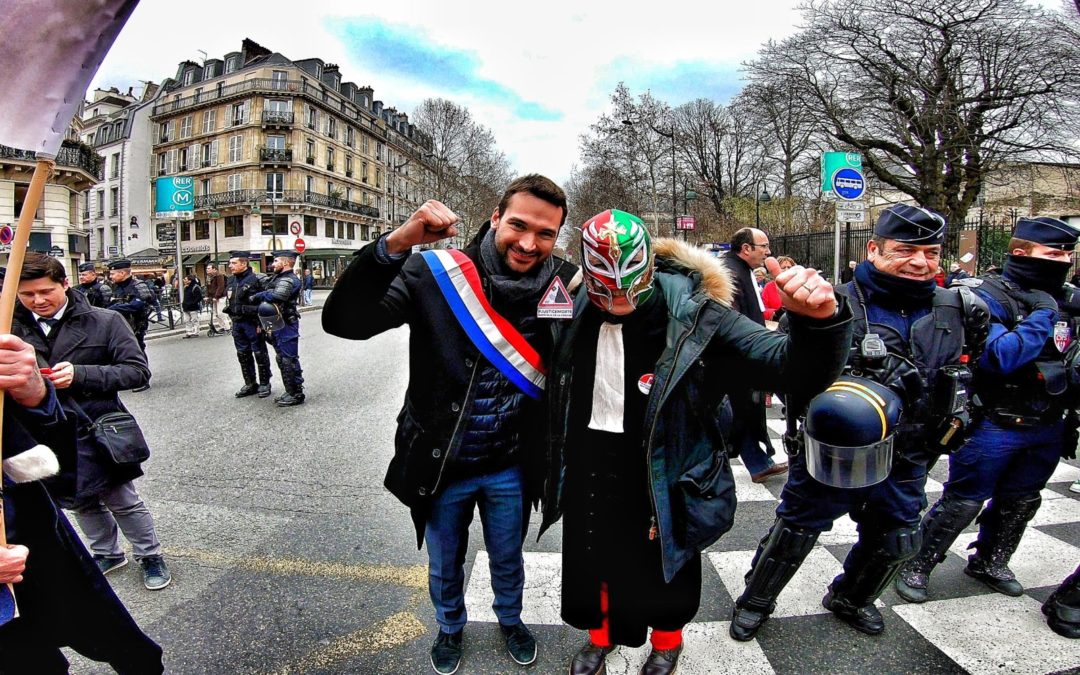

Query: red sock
[589,583,612,648]
[650,627,683,651]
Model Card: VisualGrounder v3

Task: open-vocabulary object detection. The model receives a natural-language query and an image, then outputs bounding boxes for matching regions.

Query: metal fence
[769,218,1040,281]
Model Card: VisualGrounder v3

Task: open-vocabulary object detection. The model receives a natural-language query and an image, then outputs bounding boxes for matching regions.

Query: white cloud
[90,0,804,183]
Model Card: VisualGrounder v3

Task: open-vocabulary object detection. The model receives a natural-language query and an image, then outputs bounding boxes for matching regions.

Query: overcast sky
[90,0,805,183]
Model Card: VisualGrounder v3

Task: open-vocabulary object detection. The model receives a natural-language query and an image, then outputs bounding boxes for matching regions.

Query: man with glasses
[721,228,788,482]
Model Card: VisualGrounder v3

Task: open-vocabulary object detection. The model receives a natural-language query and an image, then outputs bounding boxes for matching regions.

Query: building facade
[149,39,433,283]
[78,85,164,261]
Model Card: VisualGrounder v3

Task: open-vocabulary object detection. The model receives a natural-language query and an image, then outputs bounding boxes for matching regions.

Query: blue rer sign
[154,176,194,219]
[832,167,866,201]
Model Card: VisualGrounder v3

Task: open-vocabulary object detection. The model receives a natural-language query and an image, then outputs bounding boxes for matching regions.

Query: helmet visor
[803,433,894,489]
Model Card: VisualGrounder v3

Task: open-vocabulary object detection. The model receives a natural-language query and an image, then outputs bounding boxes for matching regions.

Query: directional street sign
[832,167,866,201]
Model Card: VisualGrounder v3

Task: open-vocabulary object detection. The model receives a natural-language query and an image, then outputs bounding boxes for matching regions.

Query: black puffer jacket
[323,225,579,546]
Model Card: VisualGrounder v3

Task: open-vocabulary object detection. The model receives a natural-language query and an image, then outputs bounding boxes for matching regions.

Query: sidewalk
[146,289,330,341]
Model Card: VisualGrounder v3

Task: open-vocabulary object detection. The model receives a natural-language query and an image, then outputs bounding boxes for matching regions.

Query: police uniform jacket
[13,290,151,507]
[73,280,112,308]
[107,277,155,331]
[224,267,267,322]
[541,239,854,583]
[253,270,302,322]
[322,225,579,546]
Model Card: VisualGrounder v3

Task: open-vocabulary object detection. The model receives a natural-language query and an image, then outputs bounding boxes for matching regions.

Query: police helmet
[803,376,903,488]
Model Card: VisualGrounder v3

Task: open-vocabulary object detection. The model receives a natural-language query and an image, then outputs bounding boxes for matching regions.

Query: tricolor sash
[421,250,547,399]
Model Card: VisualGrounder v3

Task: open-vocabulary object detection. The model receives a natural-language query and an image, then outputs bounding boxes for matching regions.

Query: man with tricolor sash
[323,174,578,674]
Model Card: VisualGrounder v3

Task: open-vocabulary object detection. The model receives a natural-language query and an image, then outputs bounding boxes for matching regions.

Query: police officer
[896,216,1080,603]
[73,262,112,308]
[223,251,273,399]
[106,259,156,392]
[730,205,989,640]
[252,250,304,407]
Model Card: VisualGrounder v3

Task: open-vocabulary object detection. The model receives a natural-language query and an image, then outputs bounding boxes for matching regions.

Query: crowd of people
[3,172,1080,673]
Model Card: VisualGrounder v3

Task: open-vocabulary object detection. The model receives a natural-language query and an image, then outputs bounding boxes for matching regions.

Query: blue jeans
[303,288,313,305]
[425,465,527,633]
[943,419,1062,501]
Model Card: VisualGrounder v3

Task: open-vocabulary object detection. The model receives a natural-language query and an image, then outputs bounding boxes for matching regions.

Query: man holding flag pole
[0,1,164,671]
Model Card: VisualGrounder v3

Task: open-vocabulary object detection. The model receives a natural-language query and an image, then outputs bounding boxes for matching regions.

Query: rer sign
[832,167,866,201]
[154,176,195,219]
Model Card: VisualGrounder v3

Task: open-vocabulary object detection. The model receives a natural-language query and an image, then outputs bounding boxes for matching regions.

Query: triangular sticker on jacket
[537,276,573,319]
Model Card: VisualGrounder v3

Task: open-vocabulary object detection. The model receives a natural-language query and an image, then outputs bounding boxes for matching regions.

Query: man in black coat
[224,251,273,398]
[720,228,787,483]
[0,332,164,673]
[13,253,171,591]
[106,259,156,392]
[323,175,579,675]
[73,262,112,308]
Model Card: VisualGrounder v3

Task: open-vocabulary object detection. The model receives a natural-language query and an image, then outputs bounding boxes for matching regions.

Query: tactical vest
[838,283,982,441]
[959,275,1080,416]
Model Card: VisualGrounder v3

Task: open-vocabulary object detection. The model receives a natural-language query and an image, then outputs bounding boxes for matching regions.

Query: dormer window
[183,70,194,86]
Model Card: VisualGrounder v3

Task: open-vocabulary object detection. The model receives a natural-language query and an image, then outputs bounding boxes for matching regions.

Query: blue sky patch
[599,59,745,106]
[328,18,562,122]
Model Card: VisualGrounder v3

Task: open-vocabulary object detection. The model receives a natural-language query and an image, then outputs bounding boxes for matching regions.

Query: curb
[145,304,323,341]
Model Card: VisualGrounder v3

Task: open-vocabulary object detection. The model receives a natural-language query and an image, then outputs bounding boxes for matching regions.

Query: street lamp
[622,117,677,237]
[251,194,279,260]
[755,184,771,228]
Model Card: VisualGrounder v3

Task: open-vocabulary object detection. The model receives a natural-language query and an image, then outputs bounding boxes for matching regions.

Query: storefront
[299,248,359,287]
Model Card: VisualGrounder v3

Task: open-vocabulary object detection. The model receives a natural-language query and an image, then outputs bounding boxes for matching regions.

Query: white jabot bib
[588,322,625,433]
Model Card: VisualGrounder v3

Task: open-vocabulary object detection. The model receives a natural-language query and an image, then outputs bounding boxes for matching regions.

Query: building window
[225,56,237,74]
[346,126,355,147]
[324,219,333,237]
[160,120,174,142]
[231,102,248,126]
[267,134,286,150]
[202,109,216,134]
[200,178,211,195]
[229,135,243,162]
[304,215,317,236]
[376,141,383,161]
[227,173,242,191]
[345,156,353,176]
[110,153,120,179]
[337,221,345,239]
[110,187,119,216]
[375,168,381,188]
[158,153,167,175]
[271,70,288,90]
[202,140,217,167]
[266,172,284,199]
[96,189,105,217]
[306,139,315,163]
[180,115,193,139]
[224,215,244,237]
[180,221,191,241]
[326,147,334,171]
[347,222,355,240]
[183,69,194,86]
[307,106,317,129]
[194,219,210,240]
[305,175,315,193]
[178,147,188,171]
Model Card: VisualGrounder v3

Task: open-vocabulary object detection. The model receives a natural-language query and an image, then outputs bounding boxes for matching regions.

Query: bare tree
[747,0,1080,223]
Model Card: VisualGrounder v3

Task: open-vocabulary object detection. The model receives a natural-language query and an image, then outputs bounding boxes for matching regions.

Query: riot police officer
[223,251,273,399]
[730,205,989,640]
[896,217,1080,603]
[106,259,156,392]
[73,262,112,308]
[252,250,304,406]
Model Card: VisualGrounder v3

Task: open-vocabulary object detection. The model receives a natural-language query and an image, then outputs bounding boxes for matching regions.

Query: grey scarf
[479,227,554,304]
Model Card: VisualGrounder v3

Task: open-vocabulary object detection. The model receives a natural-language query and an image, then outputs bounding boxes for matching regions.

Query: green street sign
[821,152,863,194]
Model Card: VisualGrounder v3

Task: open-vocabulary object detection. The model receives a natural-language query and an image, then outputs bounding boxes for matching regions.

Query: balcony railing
[193,189,380,218]
[0,144,103,178]
[262,111,294,126]
[259,147,293,164]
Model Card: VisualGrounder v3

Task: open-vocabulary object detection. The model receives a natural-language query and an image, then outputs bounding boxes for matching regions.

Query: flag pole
[0,157,54,604]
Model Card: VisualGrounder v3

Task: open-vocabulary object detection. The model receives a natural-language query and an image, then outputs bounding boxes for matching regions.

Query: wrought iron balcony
[0,144,103,179]
[259,147,293,164]
[193,188,380,219]
[262,110,294,127]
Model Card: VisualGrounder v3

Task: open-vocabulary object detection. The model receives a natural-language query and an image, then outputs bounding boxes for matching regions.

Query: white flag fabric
[0,0,139,155]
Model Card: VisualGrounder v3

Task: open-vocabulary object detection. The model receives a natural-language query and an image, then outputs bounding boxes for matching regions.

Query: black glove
[1013,288,1058,314]
[1063,412,1079,460]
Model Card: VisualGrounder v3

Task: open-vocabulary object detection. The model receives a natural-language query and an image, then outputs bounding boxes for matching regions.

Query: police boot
[895,496,982,603]
[234,351,258,398]
[823,526,921,635]
[276,360,305,407]
[273,357,288,403]
[255,351,273,398]
[730,518,819,641]
[1044,565,1080,638]
[965,493,1041,597]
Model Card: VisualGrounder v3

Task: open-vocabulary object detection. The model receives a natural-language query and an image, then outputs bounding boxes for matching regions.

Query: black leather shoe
[571,640,615,675]
[235,383,258,398]
[641,643,682,675]
[499,622,537,666]
[276,392,305,407]
[965,561,1023,597]
[729,606,768,641]
[430,630,462,675]
[132,383,151,393]
[822,590,885,635]
[257,383,272,398]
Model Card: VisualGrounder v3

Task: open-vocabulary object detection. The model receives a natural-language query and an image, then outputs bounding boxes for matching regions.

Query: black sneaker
[500,622,537,666]
[257,384,272,398]
[235,383,258,398]
[93,554,128,576]
[430,630,463,675]
[139,555,172,590]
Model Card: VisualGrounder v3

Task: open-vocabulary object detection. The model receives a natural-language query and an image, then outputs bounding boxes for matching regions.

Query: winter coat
[13,290,152,507]
[541,239,853,582]
[720,251,765,326]
[322,226,579,545]
[182,281,203,311]
[206,273,227,300]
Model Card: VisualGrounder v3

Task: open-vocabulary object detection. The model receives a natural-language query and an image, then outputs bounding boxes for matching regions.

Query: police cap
[78,262,96,273]
[1014,216,1080,251]
[107,259,132,270]
[873,204,947,245]
[228,250,250,259]
[271,250,299,259]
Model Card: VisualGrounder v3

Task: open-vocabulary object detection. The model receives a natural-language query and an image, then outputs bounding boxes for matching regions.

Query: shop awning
[183,254,208,265]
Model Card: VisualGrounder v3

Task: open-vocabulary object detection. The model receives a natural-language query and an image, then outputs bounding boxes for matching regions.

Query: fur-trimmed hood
[652,238,733,307]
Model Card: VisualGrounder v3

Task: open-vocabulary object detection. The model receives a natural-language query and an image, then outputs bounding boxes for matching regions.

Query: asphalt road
[64,306,1080,674]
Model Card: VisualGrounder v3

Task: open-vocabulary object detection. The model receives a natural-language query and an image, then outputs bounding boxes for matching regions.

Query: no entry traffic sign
[294,238,306,253]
